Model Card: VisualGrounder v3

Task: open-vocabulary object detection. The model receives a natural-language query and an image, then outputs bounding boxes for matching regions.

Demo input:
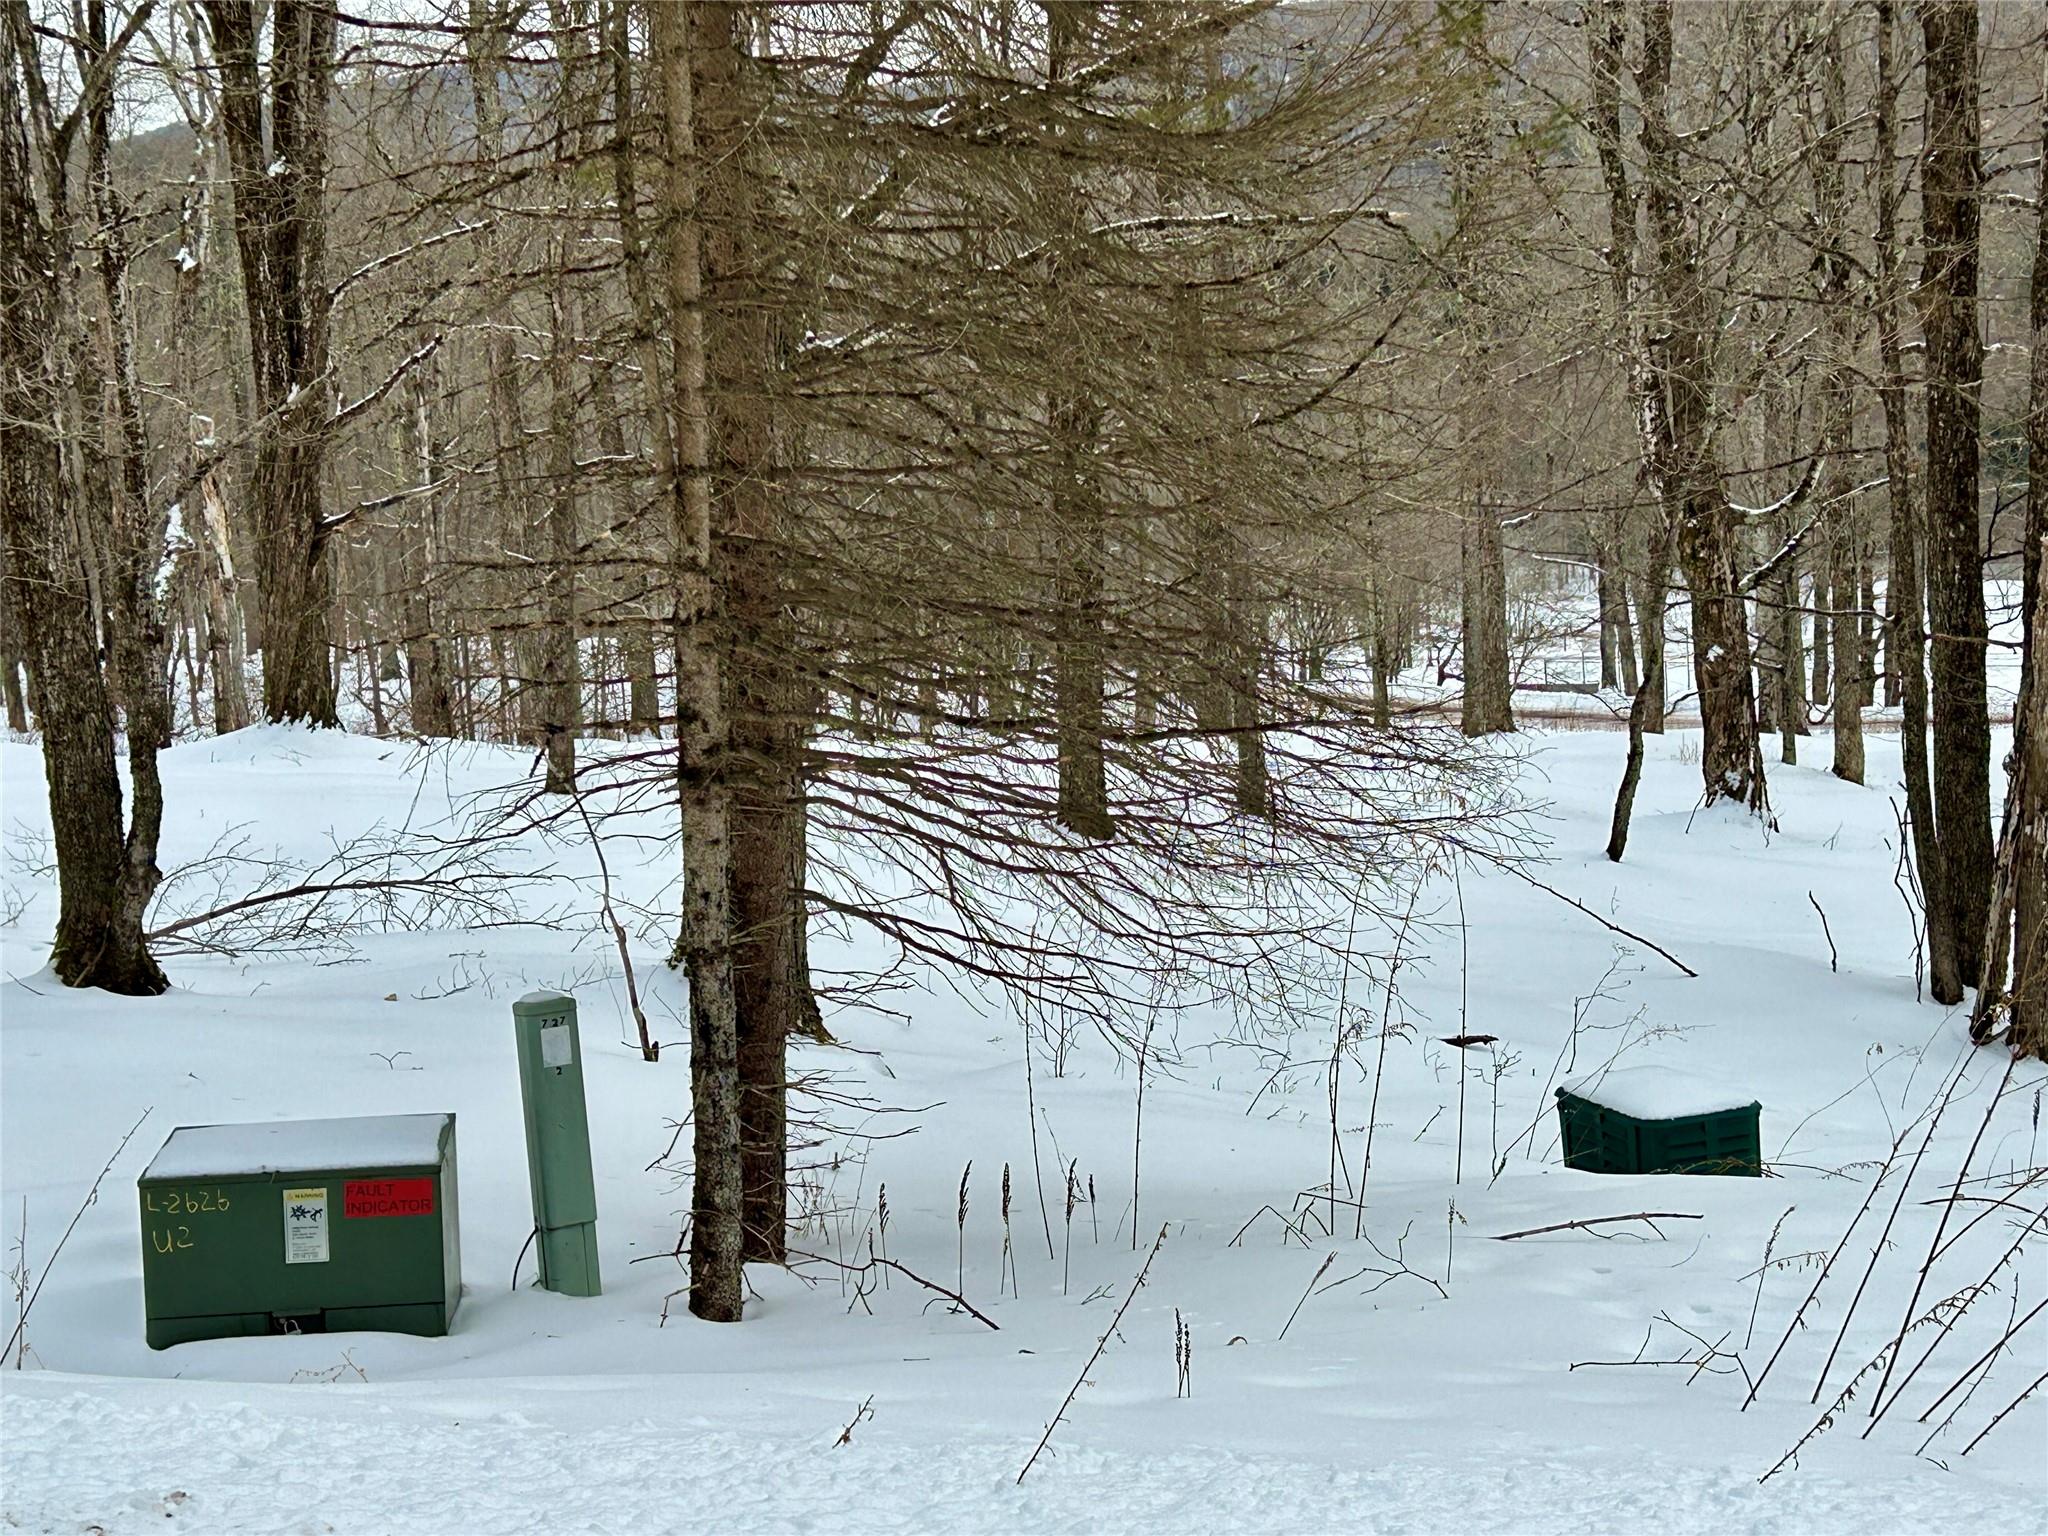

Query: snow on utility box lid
[140,1113,452,1182]
[1560,1067,1758,1121]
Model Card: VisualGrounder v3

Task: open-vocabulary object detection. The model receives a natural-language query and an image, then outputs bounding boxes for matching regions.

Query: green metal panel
[512,991,601,1296]
[1555,1090,1762,1177]
[138,1114,460,1348]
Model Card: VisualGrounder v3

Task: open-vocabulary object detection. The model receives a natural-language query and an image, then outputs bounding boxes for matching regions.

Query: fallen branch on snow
[1491,1211,1701,1241]
[788,1246,999,1330]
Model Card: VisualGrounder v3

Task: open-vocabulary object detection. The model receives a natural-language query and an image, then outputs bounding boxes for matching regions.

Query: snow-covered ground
[2,724,2042,1534]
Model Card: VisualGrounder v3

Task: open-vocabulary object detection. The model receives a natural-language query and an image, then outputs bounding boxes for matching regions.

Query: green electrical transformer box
[138,1113,460,1349]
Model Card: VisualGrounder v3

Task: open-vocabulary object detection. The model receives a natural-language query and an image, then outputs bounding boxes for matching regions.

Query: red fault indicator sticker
[343,1178,436,1218]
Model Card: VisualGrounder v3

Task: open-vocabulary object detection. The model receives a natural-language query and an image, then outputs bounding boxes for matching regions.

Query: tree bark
[1598,548,1621,691]
[1637,0,1763,811]
[1460,495,1514,736]
[539,245,581,794]
[1612,547,1639,695]
[1608,526,1673,863]
[1810,565,1832,705]
[1227,566,1270,817]
[0,11,165,995]
[0,534,27,733]
[1975,58,2047,1055]
[166,104,249,737]
[1632,564,1666,734]
[1052,393,1112,839]
[1370,614,1395,727]
[1872,0,1960,1002]
[692,0,803,1262]
[1772,494,1805,762]
[399,358,456,737]
[81,12,174,983]
[2014,53,2048,1054]
[1920,0,1993,980]
[654,0,744,1322]
[204,0,339,727]
[1589,0,1668,752]
[1811,44,1864,784]
[463,0,546,760]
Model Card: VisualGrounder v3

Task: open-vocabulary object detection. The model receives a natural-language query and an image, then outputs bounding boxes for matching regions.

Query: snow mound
[1562,1065,1759,1120]
[141,1113,452,1181]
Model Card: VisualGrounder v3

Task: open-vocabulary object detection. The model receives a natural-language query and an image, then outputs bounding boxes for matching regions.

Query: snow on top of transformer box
[1561,1066,1758,1121]
[514,988,571,1007]
[140,1113,452,1182]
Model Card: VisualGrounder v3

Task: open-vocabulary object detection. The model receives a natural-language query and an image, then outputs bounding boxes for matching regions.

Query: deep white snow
[1,721,2042,1535]
[140,1115,452,1183]
[1561,1066,1758,1120]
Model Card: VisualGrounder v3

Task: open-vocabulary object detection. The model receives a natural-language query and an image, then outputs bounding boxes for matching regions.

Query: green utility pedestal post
[512,990,601,1295]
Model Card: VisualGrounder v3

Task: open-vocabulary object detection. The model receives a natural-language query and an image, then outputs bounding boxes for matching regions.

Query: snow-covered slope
[1,725,2041,1534]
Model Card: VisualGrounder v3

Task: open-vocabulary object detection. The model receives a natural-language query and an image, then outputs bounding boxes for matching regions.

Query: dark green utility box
[1556,1076,1761,1176]
[138,1113,460,1349]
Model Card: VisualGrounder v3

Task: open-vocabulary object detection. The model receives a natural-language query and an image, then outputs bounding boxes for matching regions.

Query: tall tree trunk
[0,534,26,733]
[1975,538,2046,1051]
[1227,566,1270,817]
[60,0,174,958]
[1608,525,1676,863]
[1775,545,1803,763]
[1589,0,1668,757]
[1873,0,1959,1001]
[589,354,662,739]
[1052,394,1112,838]
[1809,44,1864,784]
[1460,496,1514,736]
[1975,59,2047,1055]
[539,244,581,794]
[1638,0,1762,810]
[693,0,803,1262]
[1597,548,1621,691]
[400,358,456,737]
[1766,374,1805,762]
[655,0,744,1322]
[2014,55,2048,1054]
[1046,9,1111,842]
[0,11,166,995]
[1810,566,1832,704]
[1612,546,1639,695]
[1921,0,1993,980]
[1370,610,1395,728]
[1632,564,1666,734]
[189,471,250,734]
[204,0,339,727]
[463,0,545,759]
[1828,523,1864,781]
[1366,547,1396,729]
[167,105,249,737]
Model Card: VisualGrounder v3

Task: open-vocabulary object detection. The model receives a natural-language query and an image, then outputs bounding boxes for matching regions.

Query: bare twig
[1354,882,1422,1238]
[1278,1251,1337,1341]
[1866,1055,2018,1418]
[1487,860,1698,978]
[834,1394,875,1446]
[1018,1224,1168,1483]
[1808,892,1838,973]
[1490,1212,1701,1241]
[572,791,654,1061]
[789,1246,999,1330]
[2,1107,151,1364]
[1958,1369,2048,1456]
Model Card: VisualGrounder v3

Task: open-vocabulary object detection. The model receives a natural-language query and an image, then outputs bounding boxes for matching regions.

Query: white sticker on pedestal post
[283,1187,329,1264]
[541,1022,574,1069]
